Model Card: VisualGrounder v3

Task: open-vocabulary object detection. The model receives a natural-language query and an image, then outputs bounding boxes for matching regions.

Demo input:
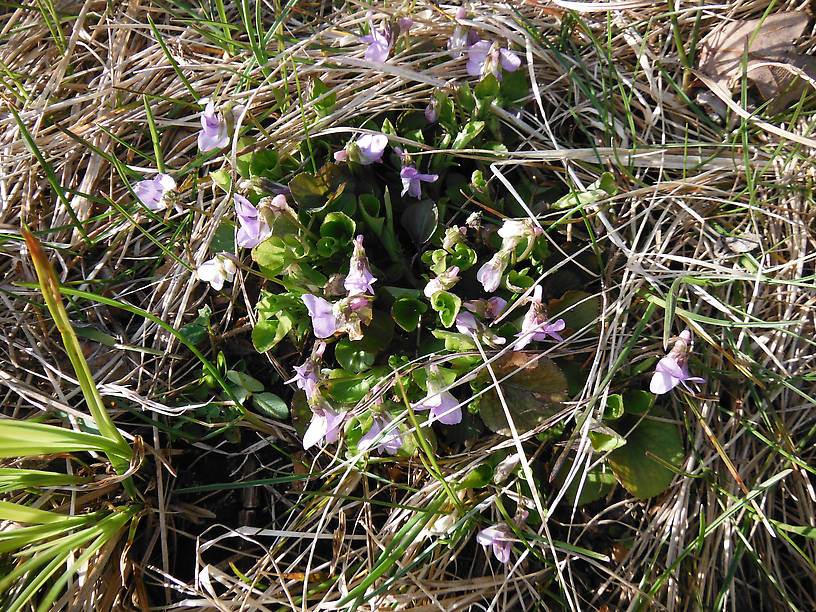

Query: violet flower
[196,253,237,291]
[134,173,177,211]
[302,294,338,338]
[359,414,402,455]
[497,218,542,243]
[464,297,507,320]
[424,265,460,298]
[235,194,272,249]
[650,330,706,395]
[398,17,412,34]
[360,20,394,63]
[303,402,348,450]
[476,510,528,564]
[476,249,511,293]
[456,311,506,347]
[344,235,377,296]
[400,167,439,198]
[197,98,230,152]
[448,7,479,59]
[336,133,389,165]
[467,41,521,82]
[515,285,566,350]
[286,341,326,401]
[413,366,461,425]
[425,98,438,123]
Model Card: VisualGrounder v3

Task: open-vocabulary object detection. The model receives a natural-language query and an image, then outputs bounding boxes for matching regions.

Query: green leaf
[209,170,231,192]
[474,74,500,119]
[320,211,356,243]
[588,422,626,452]
[253,393,289,419]
[401,200,438,246]
[335,337,377,372]
[210,222,235,254]
[252,314,293,353]
[430,329,476,351]
[250,150,280,180]
[252,236,297,277]
[456,83,476,114]
[392,297,428,332]
[430,291,461,328]
[604,394,624,420]
[551,455,615,505]
[608,407,685,499]
[326,370,375,403]
[179,305,212,345]
[311,77,336,118]
[624,389,655,415]
[449,243,477,271]
[500,69,529,103]
[548,290,600,334]
[551,172,617,210]
[452,121,484,150]
[226,370,264,393]
[0,421,122,458]
[288,172,328,211]
[477,352,568,435]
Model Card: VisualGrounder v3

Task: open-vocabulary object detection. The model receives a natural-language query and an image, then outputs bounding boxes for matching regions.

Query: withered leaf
[697,11,816,110]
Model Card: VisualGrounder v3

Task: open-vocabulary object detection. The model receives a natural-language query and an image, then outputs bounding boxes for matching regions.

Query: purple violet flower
[344,235,377,296]
[650,330,706,394]
[337,133,389,165]
[302,294,338,338]
[467,41,521,82]
[448,7,479,59]
[425,98,438,123]
[476,510,528,564]
[196,253,237,291]
[424,265,460,298]
[400,167,439,198]
[515,286,566,350]
[398,17,412,34]
[476,249,511,293]
[286,341,326,401]
[134,173,177,211]
[359,414,402,455]
[197,98,230,152]
[413,366,461,425]
[303,402,348,450]
[456,311,506,347]
[464,297,507,320]
[360,20,394,63]
[235,194,272,249]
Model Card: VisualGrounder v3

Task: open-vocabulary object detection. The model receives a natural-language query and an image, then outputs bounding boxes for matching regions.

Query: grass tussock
[1,0,816,610]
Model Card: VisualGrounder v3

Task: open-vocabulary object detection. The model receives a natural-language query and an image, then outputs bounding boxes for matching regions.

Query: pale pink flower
[476,510,528,563]
[197,253,237,291]
[303,403,348,449]
[344,235,377,296]
[424,266,460,298]
[650,330,706,394]
[413,366,461,425]
[359,415,402,455]
[515,286,565,350]
[360,20,394,63]
[477,249,511,293]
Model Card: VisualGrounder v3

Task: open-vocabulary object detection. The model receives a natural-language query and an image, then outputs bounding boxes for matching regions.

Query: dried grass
[2,0,816,610]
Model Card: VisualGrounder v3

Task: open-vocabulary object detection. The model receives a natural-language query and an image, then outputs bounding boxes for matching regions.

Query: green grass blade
[147,15,199,100]
[10,109,91,246]
[0,501,69,525]
[22,229,132,478]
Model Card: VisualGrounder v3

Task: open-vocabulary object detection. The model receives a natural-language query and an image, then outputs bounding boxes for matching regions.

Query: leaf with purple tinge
[476,352,568,435]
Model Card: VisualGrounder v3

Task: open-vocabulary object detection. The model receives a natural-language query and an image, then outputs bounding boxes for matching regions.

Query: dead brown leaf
[697,11,816,111]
